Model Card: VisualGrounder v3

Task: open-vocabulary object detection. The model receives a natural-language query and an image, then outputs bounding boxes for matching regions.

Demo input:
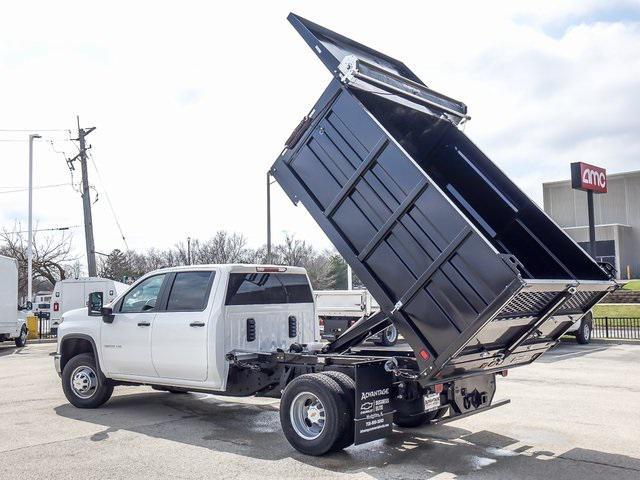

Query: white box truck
[51,277,129,334]
[314,289,398,346]
[0,255,28,347]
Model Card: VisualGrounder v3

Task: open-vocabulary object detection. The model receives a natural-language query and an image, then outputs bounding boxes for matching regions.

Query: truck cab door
[151,271,215,382]
[100,273,168,378]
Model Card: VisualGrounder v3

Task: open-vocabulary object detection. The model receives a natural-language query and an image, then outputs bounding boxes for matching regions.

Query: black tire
[393,396,439,428]
[62,353,113,408]
[320,371,356,451]
[280,373,351,456]
[375,325,398,347]
[576,316,592,344]
[14,325,27,347]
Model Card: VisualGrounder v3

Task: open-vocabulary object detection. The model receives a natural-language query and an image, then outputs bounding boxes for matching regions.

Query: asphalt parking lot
[0,341,638,480]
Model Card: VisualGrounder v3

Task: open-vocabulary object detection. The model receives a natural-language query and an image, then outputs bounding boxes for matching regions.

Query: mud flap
[353,360,395,445]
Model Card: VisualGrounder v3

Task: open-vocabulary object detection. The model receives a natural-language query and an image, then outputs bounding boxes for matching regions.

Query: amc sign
[571,162,607,194]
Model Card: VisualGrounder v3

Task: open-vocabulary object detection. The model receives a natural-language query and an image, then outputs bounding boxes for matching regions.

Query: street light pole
[27,134,41,308]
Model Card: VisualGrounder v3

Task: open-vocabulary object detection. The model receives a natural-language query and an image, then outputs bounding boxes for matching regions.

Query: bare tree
[196,231,249,264]
[0,226,77,298]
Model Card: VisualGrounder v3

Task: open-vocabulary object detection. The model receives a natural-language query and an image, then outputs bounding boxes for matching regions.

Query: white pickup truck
[55,263,500,456]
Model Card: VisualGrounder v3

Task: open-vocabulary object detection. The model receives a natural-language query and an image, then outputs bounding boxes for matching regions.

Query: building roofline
[562,223,632,230]
[543,168,640,187]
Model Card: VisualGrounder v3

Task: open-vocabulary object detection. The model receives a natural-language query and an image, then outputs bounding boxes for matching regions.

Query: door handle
[137,321,151,327]
[189,321,205,327]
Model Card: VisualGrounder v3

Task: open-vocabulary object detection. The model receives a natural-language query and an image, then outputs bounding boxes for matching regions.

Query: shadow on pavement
[0,345,25,357]
[54,390,640,479]
[537,342,615,363]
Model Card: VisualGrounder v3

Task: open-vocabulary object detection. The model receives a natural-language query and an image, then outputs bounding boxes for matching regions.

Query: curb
[28,338,58,344]
[589,338,640,346]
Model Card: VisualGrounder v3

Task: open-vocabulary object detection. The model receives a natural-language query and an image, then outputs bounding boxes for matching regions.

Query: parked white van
[33,291,52,319]
[51,278,128,334]
[0,255,28,347]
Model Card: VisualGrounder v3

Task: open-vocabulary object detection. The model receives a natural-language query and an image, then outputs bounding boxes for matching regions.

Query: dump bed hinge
[337,55,471,124]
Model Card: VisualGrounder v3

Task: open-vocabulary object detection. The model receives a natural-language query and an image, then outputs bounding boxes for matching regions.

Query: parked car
[0,255,28,347]
[564,311,594,344]
[51,277,128,334]
[314,289,398,346]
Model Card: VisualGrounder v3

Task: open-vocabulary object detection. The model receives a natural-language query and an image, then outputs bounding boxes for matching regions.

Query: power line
[10,225,83,234]
[0,183,72,194]
[0,129,68,132]
[87,151,129,250]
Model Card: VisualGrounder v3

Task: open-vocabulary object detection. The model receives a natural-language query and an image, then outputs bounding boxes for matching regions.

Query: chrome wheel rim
[385,325,398,343]
[70,365,98,399]
[583,323,590,339]
[290,392,326,440]
[20,328,27,342]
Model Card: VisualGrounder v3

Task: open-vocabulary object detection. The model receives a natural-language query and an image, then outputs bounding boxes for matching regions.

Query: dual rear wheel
[280,371,355,456]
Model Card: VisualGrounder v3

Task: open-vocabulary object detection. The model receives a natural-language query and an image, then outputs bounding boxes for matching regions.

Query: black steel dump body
[272,14,617,381]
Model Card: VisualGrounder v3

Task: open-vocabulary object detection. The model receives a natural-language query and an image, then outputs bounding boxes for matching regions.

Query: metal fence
[35,313,56,339]
[593,317,640,340]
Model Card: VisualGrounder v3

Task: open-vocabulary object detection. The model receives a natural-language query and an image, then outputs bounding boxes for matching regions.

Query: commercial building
[543,169,640,279]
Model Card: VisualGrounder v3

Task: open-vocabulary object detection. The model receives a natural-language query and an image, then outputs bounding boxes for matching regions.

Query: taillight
[434,383,444,394]
[348,319,357,326]
[500,370,509,377]
[419,349,430,360]
[318,318,325,326]
[53,302,59,312]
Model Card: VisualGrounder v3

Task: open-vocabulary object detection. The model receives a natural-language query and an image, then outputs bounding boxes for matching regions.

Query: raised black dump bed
[272,14,617,382]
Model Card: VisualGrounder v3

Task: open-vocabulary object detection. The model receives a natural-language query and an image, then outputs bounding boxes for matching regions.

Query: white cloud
[1,1,639,269]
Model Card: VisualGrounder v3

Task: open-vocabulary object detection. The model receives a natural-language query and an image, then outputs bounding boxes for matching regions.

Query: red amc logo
[571,162,607,193]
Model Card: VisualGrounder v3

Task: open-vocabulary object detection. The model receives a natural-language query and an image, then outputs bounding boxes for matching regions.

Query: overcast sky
[1,1,639,272]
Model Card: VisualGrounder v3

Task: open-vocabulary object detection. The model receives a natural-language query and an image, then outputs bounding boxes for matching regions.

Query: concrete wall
[543,170,640,279]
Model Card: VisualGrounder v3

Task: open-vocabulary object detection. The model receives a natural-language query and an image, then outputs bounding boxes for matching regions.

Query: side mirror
[101,306,115,324]
[88,292,103,316]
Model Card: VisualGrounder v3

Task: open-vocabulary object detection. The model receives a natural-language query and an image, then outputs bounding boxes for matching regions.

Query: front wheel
[62,353,113,408]
[14,325,27,347]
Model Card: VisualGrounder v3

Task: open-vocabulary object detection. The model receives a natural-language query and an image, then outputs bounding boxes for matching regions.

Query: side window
[166,271,214,311]
[225,273,312,305]
[225,273,286,305]
[120,274,166,313]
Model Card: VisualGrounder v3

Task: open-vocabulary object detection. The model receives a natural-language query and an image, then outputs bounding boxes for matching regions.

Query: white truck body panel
[314,289,379,318]
[58,264,316,393]
[52,277,129,326]
[0,256,22,339]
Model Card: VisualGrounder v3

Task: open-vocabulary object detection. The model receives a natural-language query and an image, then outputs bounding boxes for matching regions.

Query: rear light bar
[256,266,287,273]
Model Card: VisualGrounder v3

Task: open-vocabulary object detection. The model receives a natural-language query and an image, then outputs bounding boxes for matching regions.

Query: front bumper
[54,354,62,377]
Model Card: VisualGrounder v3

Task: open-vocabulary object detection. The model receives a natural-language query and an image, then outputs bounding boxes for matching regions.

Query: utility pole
[67,116,97,276]
[27,134,41,307]
[187,237,192,265]
[266,171,272,264]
